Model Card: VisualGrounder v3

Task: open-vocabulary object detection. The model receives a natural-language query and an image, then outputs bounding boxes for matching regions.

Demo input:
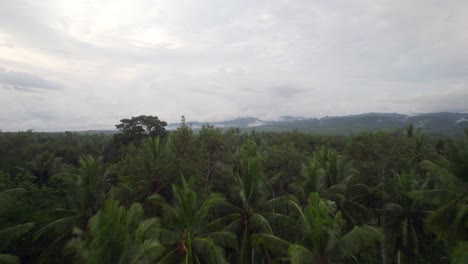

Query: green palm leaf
[0,222,35,250]
[334,225,383,259]
[192,237,226,264]
[288,244,315,264]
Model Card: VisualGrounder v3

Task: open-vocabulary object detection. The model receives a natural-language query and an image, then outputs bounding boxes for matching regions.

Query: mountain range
[166,112,468,137]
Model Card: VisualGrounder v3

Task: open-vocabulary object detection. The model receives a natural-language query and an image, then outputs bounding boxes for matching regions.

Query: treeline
[0,116,467,263]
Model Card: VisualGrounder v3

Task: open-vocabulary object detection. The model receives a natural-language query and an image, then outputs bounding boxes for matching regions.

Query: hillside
[167,112,468,137]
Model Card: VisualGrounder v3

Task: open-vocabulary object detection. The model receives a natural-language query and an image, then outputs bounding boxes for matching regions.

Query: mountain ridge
[166,112,468,137]
[66,112,468,137]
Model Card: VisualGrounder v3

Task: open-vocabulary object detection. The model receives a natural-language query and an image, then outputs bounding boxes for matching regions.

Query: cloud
[0,0,467,131]
[381,82,468,113]
[267,85,313,98]
[0,66,62,91]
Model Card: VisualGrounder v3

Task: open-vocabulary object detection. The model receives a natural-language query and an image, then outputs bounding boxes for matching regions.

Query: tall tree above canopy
[115,115,168,143]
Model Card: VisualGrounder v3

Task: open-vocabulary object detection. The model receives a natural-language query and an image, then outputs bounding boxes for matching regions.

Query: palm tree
[411,160,468,262]
[116,137,170,203]
[148,176,236,263]
[0,188,35,264]
[65,199,164,264]
[28,152,64,185]
[35,155,110,260]
[254,192,382,263]
[222,157,294,263]
[293,148,369,225]
[383,171,429,264]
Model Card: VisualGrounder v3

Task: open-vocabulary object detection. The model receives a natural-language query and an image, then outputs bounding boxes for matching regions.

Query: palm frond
[252,233,291,255]
[38,233,71,264]
[288,244,315,264]
[334,225,383,259]
[201,231,237,250]
[156,248,179,264]
[192,237,226,264]
[0,222,35,250]
[261,212,296,229]
[34,215,78,239]
[192,193,225,228]
[263,194,296,212]
[0,188,25,198]
[199,213,240,234]
[250,213,273,234]
[155,228,180,244]
[135,218,160,240]
[131,239,165,263]
[147,194,178,221]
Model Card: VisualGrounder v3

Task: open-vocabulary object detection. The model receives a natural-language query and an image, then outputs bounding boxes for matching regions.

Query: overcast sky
[1,0,467,131]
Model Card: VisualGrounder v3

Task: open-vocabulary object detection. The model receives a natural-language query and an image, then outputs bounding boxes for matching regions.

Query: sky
[0,0,467,131]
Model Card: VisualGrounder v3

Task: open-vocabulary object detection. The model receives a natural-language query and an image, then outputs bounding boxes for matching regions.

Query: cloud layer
[0,0,467,131]
[0,67,62,91]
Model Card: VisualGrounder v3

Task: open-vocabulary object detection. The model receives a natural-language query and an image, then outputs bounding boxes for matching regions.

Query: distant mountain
[71,112,468,137]
[254,112,468,137]
[167,117,268,130]
[278,116,307,121]
[168,112,468,137]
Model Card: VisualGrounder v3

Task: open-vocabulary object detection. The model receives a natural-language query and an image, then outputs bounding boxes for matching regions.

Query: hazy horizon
[1,111,467,132]
[1,0,468,131]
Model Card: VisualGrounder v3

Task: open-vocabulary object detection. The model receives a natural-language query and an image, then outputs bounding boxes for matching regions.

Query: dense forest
[0,115,467,264]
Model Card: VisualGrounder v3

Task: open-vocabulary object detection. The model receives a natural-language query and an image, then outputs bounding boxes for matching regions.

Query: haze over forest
[1,0,468,131]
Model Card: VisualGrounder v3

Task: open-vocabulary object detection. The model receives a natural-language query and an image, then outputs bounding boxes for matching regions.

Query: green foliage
[33,155,110,261]
[198,124,226,190]
[383,171,429,263]
[115,115,168,144]
[255,193,382,263]
[0,119,465,263]
[222,151,294,263]
[0,188,35,263]
[166,116,198,181]
[411,160,468,261]
[114,137,171,203]
[294,193,382,262]
[148,177,234,264]
[65,199,164,264]
[263,142,305,195]
[345,130,412,185]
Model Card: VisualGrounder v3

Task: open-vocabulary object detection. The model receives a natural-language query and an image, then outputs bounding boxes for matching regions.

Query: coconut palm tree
[148,176,236,264]
[293,148,369,225]
[28,152,63,185]
[221,157,294,263]
[411,160,468,263]
[34,155,111,260]
[65,199,164,264]
[115,137,170,203]
[383,171,429,264]
[0,188,35,264]
[254,192,382,263]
